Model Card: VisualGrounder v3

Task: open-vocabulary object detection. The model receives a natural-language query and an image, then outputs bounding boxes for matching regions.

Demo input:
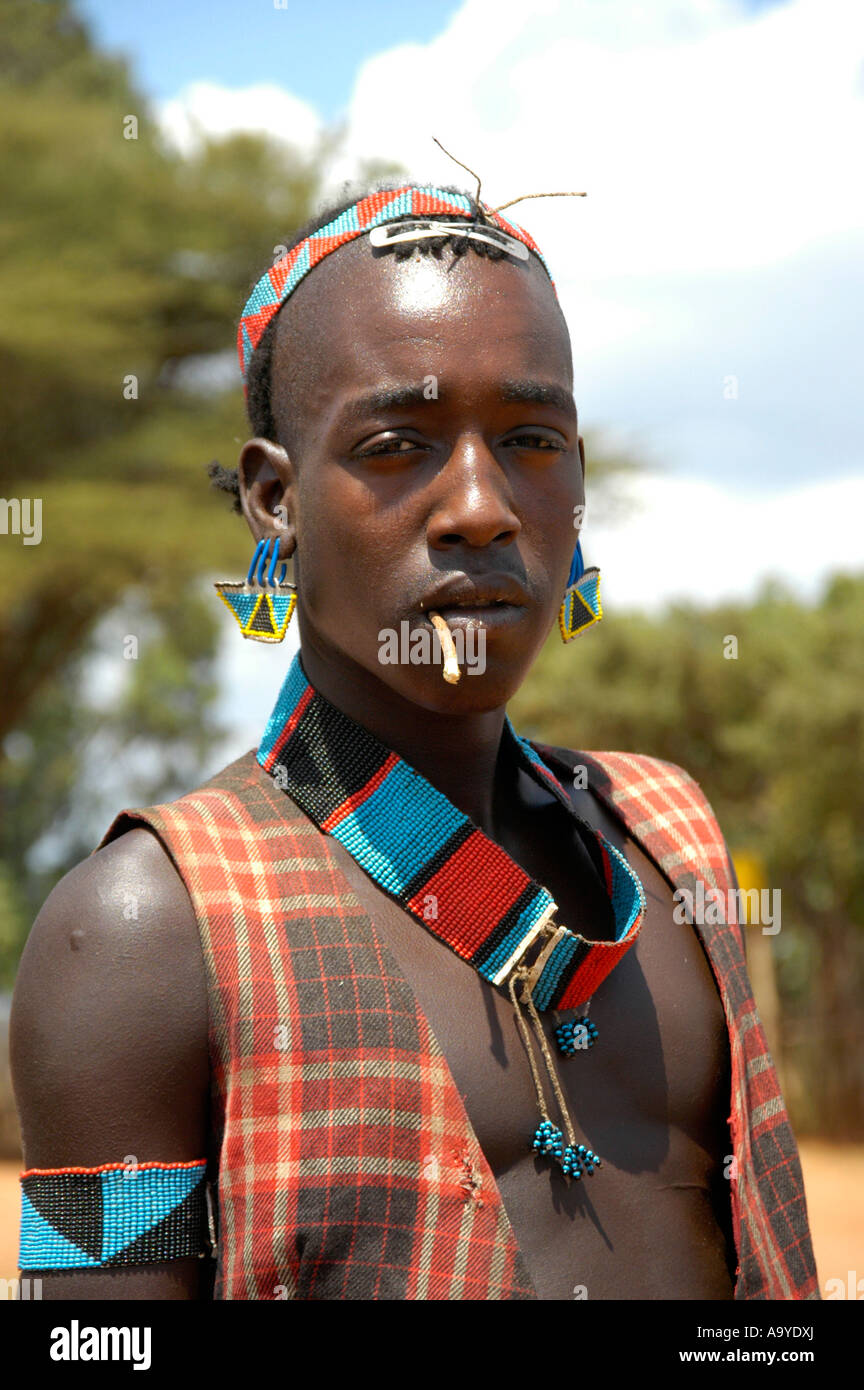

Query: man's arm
[10,827,211,1299]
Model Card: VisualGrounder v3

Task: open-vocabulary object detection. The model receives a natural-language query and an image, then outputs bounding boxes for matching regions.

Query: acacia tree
[0,1,326,984]
[0,0,323,751]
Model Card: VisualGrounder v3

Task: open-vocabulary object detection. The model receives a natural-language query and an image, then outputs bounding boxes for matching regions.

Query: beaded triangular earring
[559,540,602,641]
[215,535,297,643]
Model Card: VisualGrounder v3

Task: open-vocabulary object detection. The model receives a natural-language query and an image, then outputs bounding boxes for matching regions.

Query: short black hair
[208,182,545,513]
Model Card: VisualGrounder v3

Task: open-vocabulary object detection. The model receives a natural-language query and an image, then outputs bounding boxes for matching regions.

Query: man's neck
[296,641,511,835]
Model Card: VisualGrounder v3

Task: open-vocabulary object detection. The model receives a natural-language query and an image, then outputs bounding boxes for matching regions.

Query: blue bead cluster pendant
[532,1121,602,1180]
[510,969,607,1185]
[561,1143,601,1179]
[533,1120,564,1161]
[554,1015,599,1056]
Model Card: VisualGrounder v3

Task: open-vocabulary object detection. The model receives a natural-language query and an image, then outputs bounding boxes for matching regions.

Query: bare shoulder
[10,827,210,1298]
[11,825,208,1162]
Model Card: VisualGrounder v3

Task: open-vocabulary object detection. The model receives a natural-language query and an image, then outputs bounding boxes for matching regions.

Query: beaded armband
[19,1159,211,1270]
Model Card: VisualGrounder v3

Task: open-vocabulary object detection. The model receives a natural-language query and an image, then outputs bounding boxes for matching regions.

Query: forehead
[270,236,572,427]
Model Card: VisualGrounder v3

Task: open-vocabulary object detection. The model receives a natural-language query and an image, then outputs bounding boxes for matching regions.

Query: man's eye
[506,434,565,451]
[356,437,421,458]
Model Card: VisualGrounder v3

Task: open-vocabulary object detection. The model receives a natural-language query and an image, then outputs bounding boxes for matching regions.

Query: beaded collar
[256,652,647,1180]
[258,651,644,1009]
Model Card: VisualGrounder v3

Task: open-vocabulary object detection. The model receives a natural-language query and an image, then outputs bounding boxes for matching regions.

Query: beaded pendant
[561,1144,602,1179]
[554,1014,599,1056]
[533,1121,564,1161]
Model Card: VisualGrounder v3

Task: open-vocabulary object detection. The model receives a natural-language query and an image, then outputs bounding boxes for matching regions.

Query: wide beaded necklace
[257,652,647,1182]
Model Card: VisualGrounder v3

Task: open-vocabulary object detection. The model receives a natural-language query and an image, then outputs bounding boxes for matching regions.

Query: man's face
[256,236,583,713]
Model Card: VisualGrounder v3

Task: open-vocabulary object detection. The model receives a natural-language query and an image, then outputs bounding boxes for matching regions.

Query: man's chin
[302,615,543,715]
[371,656,530,717]
[375,610,539,694]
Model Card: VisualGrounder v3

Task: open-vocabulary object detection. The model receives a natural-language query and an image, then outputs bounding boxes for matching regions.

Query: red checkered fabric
[95,743,818,1300]
[97,752,534,1300]
[536,744,819,1302]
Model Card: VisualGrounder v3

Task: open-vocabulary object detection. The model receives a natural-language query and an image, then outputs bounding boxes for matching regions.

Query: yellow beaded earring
[559,540,602,641]
[214,536,296,643]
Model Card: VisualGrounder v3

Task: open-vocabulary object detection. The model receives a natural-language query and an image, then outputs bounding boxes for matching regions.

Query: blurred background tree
[0,0,323,748]
[0,0,327,984]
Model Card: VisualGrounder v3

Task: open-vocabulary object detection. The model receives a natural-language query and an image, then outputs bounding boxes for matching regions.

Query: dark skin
[10,237,736,1299]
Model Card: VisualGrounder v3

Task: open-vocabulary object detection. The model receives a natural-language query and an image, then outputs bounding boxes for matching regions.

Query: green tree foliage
[0,585,224,987]
[0,0,327,986]
[0,0,324,749]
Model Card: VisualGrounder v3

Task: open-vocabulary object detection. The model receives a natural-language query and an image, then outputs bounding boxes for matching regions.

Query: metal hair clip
[368,219,530,260]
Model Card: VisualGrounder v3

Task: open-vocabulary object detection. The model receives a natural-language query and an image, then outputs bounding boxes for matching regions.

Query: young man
[11,184,818,1301]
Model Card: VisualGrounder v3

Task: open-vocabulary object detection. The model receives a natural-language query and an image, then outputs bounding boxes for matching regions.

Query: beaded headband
[236,184,552,387]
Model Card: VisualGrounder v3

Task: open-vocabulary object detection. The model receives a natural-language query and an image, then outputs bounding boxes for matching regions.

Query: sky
[71,0,864,765]
[79,0,787,114]
[78,0,464,117]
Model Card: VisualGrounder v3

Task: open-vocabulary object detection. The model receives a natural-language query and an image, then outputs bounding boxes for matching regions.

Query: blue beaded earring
[559,539,602,641]
[214,535,297,643]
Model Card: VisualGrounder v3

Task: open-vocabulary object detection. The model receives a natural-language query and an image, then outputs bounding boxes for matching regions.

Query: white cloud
[154,3,864,277]
[328,0,864,494]
[587,471,864,611]
[332,0,864,276]
[158,80,321,154]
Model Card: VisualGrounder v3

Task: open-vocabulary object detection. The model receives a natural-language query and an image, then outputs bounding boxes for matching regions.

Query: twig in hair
[432,137,489,223]
[489,191,587,214]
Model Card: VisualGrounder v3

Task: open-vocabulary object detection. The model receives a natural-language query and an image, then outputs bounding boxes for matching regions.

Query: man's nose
[426,434,521,552]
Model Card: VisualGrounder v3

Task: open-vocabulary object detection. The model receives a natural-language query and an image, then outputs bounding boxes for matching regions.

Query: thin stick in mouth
[428,611,461,684]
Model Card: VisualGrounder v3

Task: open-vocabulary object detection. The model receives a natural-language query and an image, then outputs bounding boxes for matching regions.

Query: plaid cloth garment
[536,745,818,1302]
[95,744,818,1301]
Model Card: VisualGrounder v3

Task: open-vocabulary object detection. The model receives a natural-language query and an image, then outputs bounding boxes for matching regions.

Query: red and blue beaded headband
[236,184,554,388]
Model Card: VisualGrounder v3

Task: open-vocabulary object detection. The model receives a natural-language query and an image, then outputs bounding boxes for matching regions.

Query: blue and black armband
[19,1159,213,1270]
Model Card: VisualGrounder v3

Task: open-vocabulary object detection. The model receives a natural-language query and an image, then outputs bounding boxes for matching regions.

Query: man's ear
[237,438,297,548]
[577,434,586,481]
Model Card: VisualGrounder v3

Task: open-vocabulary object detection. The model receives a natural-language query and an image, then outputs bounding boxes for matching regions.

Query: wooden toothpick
[428,611,461,684]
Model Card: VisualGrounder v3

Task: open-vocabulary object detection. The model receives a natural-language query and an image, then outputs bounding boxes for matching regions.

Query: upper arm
[10,827,212,1299]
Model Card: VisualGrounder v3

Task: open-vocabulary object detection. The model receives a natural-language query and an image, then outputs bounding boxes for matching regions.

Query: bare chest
[325,793,737,1300]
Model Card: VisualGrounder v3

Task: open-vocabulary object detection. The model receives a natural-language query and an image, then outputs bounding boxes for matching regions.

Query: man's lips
[415,574,530,633]
[424,603,524,631]
[418,573,529,613]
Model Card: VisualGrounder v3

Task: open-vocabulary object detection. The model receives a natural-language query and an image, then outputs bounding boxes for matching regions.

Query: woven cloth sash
[257,653,645,1012]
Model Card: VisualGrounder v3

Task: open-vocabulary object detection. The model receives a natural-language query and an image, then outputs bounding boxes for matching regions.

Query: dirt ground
[2,1142,862,1295]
